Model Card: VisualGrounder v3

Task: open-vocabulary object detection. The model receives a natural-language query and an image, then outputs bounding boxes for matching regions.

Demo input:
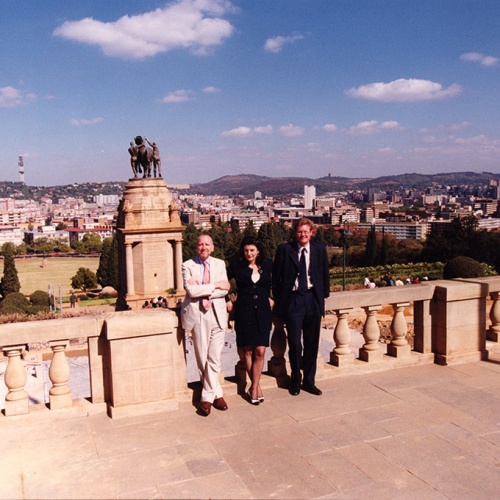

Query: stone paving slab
[1,360,499,499]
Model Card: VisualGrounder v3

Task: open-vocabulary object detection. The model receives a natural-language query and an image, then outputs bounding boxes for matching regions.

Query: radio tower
[18,155,24,184]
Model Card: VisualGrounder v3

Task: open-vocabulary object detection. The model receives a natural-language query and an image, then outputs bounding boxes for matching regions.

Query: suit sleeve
[321,245,330,299]
[210,259,229,299]
[272,244,285,303]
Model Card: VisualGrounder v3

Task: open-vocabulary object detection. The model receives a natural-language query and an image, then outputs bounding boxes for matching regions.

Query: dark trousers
[284,290,321,388]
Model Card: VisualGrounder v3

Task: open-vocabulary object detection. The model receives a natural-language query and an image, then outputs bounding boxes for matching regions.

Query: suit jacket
[272,240,330,318]
[181,256,228,331]
[227,257,273,335]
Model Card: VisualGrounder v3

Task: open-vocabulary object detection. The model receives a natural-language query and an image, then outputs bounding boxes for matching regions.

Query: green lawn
[13,256,100,296]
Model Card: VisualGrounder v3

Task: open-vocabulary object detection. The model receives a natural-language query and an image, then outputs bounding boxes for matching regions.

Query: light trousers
[191,308,225,402]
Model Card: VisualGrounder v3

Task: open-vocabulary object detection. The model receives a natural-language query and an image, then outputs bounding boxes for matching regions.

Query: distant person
[405,278,411,285]
[181,234,230,416]
[70,292,77,308]
[368,281,376,289]
[273,218,330,397]
[363,275,370,288]
[227,236,273,405]
[395,277,404,286]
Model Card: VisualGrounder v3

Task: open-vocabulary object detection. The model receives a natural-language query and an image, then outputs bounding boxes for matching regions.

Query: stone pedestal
[116,178,184,310]
[104,310,183,417]
[432,280,488,365]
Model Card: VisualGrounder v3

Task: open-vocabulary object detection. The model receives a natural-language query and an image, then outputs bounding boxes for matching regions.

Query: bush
[29,290,50,308]
[0,292,30,314]
[443,256,484,279]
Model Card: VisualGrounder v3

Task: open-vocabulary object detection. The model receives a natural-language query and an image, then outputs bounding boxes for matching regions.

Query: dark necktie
[298,248,308,294]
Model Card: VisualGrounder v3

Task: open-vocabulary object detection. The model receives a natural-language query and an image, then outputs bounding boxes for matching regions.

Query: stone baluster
[359,305,383,362]
[330,308,355,366]
[48,340,72,410]
[387,302,411,358]
[3,345,29,416]
[487,291,500,342]
[268,316,288,387]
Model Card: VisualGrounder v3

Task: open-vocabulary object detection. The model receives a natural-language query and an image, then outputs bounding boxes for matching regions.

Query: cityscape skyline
[1,0,499,187]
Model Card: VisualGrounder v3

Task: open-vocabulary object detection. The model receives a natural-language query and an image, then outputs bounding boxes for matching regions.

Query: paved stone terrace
[1,351,499,499]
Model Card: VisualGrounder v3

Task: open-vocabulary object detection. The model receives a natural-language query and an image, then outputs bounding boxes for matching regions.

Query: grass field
[13,256,100,297]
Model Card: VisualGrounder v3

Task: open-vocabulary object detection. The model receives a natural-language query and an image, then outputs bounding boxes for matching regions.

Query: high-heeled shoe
[247,390,260,405]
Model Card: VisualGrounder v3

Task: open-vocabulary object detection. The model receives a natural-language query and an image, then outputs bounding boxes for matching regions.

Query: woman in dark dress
[227,236,273,405]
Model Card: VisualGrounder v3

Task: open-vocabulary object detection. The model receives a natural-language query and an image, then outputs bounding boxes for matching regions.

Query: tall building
[18,155,24,184]
[304,185,316,209]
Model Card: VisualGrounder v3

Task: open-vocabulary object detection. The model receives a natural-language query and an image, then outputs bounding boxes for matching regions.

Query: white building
[304,185,316,209]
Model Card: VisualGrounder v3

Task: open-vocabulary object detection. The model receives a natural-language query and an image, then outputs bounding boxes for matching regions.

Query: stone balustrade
[1,276,499,418]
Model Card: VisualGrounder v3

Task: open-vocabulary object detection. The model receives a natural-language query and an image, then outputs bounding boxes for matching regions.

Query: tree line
[2,215,499,302]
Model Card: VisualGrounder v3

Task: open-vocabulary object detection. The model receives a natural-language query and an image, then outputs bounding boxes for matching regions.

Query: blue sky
[1,0,499,186]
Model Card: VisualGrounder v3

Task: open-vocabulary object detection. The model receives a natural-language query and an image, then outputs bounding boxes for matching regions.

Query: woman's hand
[269,298,274,309]
[226,301,234,313]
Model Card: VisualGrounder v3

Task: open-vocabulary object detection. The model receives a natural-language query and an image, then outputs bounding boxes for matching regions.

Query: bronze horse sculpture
[134,136,153,178]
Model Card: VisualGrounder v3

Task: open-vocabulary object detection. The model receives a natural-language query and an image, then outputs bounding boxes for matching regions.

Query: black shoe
[289,386,300,396]
[302,384,322,396]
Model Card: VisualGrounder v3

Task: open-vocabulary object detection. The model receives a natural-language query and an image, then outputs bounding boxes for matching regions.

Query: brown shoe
[213,397,228,411]
[199,401,212,416]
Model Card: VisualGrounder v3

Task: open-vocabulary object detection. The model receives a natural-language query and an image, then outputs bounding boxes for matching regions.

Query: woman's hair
[237,236,266,266]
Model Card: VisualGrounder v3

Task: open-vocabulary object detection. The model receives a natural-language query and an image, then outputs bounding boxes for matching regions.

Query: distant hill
[1,171,498,200]
[188,171,500,196]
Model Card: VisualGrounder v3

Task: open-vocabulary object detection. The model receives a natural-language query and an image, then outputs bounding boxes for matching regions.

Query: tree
[379,228,389,266]
[0,242,21,298]
[363,225,377,267]
[71,267,97,291]
[258,221,290,260]
[182,223,201,262]
[81,233,103,254]
[97,236,119,290]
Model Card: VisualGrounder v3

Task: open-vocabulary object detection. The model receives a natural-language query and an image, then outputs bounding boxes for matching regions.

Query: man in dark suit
[272,218,330,396]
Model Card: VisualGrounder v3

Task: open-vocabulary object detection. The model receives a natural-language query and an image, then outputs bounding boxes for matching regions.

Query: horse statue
[134,136,153,178]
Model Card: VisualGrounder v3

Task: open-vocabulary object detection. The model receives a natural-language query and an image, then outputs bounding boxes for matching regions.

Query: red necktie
[202,261,212,310]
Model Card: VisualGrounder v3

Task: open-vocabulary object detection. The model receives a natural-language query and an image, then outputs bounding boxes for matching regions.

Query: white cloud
[0,86,36,108]
[202,86,219,94]
[253,125,273,135]
[460,52,498,67]
[158,89,194,103]
[322,124,338,132]
[264,34,304,53]
[221,125,273,137]
[53,0,236,60]
[279,123,304,137]
[346,78,462,102]
[70,117,104,126]
[347,120,401,136]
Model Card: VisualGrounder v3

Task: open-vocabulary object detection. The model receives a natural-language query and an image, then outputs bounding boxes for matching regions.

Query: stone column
[174,239,184,293]
[330,308,355,366]
[359,305,383,362]
[48,340,73,410]
[488,291,500,342]
[268,317,288,387]
[125,243,135,296]
[387,302,411,358]
[3,345,28,416]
